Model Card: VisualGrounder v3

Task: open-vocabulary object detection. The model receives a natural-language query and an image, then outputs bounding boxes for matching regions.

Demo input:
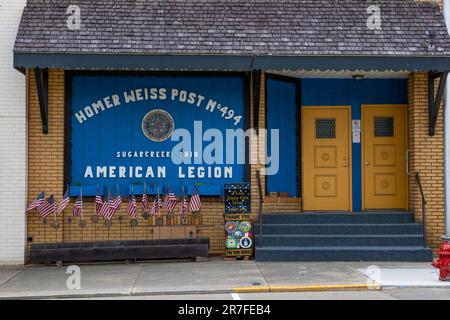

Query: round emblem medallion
[322,182,331,190]
[321,153,330,161]
[225,221,237,234]
[193,211,201,220]
[238,221,252,233]
[130,219,139,228]
[78,220,87,229]
[142,109,175,142]
[91,215,99,224]
[166,211,175,220]
[240,237,253,249]
[381,180,389,189]
[233,230,244,240]
[226,237,238,249]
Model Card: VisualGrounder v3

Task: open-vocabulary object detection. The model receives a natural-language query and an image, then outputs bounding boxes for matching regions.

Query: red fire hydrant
[432,241,450,281]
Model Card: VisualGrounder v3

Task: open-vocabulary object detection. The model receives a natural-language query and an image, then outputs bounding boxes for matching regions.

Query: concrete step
[254,223,424,235]
[255,234,425,247]
[255,246,433,262]
[261,212,414,224]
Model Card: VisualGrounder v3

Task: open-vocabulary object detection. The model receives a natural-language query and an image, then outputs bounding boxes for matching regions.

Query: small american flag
[180,197,189,216]
[103,197,115,221]
[127,195,137,219]
[104,195,122,221]
[142,193,149,212]
[73,195,83,218]
[57,189,70,214]
[98,194,110,217]
[164,192,177,212]
[27,191,45,212]
[189,187,202,212]
[151,195,162,216]
[102,197,115,220]
[38,195,56,219]
[95,188,103,214]
[163,193,169,209]
[112,194,122,211]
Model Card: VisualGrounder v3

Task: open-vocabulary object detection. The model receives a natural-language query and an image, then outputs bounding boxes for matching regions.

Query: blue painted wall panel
[266,78,298,197]
[302,79,408,211]
[70,75,245,196]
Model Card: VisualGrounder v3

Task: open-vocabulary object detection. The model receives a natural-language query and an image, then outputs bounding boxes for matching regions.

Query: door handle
[343,157,349,167]
[365,162,370,166]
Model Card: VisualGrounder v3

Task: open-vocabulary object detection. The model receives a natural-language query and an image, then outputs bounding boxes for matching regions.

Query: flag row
[26,187,202,221]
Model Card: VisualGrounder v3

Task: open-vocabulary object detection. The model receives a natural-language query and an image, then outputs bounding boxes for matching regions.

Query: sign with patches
[225,220,253,256]
[69,74,246,196]
[224,184,253,257]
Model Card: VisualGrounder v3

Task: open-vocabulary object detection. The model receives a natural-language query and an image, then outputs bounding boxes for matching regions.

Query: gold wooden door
[302,107,351,211]
[362,105,407,210]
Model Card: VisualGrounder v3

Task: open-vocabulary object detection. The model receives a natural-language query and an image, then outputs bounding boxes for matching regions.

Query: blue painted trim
[128,184,163,196]
[14,53,450,72]
[187,184,222,196]
[69,185,104,197]
[266,78,298,197]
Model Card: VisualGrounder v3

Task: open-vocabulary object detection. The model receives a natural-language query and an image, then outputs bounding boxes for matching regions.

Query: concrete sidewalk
[0,259,443,299]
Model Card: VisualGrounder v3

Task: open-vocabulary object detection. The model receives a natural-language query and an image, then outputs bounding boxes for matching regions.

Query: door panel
[362,105,407,210]
[302,107,351,211]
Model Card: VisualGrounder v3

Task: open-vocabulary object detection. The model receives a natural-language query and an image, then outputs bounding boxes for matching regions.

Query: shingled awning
[13,0,450,71]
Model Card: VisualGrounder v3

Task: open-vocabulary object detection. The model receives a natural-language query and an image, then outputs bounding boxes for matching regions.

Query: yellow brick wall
[408,72,445,250]
[27,69,65,246]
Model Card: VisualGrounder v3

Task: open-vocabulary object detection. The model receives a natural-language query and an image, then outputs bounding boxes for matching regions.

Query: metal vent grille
[316,118,336,139]
[374,117,394,137]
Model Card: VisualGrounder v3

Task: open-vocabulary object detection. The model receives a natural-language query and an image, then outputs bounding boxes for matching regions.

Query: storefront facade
[12,0,450,262]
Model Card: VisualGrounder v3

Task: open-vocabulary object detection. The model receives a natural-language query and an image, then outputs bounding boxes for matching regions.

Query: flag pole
[144,181,149,240]
[132,185,136,241]
[54,193,58,243]
[68,188,72,243]
[183,187,187,244]
[43,192,47,243]
[107,187,111,241]
[169,183,173,241]
[117,184,122,240]
[65,184,69,244]
[158,186,161,245]
[80,187,84,242]
[94,184,98,242]
[81,187,83,222]
[42,191,47,243]
[164,181,168,241]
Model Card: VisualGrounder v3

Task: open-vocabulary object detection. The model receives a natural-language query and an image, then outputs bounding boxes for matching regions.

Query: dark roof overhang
[13,53,450,73]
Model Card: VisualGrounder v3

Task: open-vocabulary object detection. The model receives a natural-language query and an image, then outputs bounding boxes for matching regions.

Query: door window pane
[374,117,394,137]
[316,118,336,139]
